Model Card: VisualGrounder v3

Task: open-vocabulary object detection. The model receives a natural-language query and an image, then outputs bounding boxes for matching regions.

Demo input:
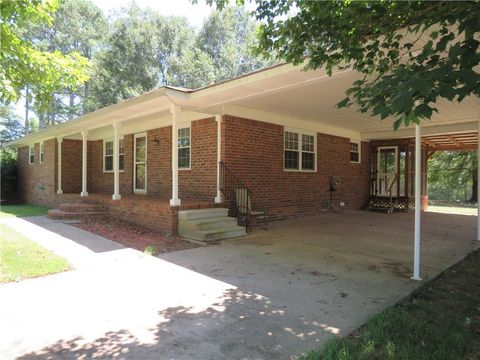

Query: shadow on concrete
[16,288,336,359]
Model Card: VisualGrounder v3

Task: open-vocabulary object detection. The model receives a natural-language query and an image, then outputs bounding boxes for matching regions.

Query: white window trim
[178,125,191,171]
[284,128,317,172]
[39,142,44,164]
[103,137,125,173]
[350,140,361,164]
[28,144,35,165]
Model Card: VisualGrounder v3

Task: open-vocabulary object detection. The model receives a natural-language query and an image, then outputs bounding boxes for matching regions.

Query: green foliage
[29,0,108,125]
[0,0,91,114]
[208,0,480,129]
[428,151,476,202]
[197,5,273,83]
[143,245,158,256]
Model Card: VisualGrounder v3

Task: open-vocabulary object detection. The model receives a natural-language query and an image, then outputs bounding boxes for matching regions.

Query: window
[350,141,360,163]
[178,127,190,169]
[29,145,35,164]
[39,143,44,163]
[104,139,125,172]
[284,130,316,171]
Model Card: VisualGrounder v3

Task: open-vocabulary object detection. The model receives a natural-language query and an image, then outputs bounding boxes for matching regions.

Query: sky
[91,0,216,29]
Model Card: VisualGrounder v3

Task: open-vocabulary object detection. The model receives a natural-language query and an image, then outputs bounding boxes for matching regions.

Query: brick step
[178,208,229,221]
[182,226,247,242]
[59,203,107,213]
[48,209,107,220]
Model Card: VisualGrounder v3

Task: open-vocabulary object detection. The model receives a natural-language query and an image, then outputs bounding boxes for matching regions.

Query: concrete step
[48,209,107,220]
[182,225,247,242]
[59,203,107,213]
[179,216,238,231]
[178,208,229,220]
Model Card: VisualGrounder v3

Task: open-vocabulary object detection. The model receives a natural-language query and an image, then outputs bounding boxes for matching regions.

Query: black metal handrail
[219,161,252,231]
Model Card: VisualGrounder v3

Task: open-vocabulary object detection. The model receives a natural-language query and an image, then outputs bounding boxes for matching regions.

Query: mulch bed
[74,217,198,254]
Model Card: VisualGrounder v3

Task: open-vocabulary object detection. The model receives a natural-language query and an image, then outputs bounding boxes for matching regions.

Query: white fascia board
[362,121,479,140]
[225,104,362,140]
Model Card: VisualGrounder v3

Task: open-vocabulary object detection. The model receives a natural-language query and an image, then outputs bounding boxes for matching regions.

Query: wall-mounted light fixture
[152,139,160,146]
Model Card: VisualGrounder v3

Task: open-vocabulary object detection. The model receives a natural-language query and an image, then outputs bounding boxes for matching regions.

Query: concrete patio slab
[0,211,478,359]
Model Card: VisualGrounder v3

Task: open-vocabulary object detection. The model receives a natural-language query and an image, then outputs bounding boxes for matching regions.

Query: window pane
[302,152,315,170]
[135,164,145,189]
[105,156,113,171]
[350,142,359,152]
[119,139,125,154]
[302,134,314,152]
[135,137,146,162]
[119,154,124,171]
[178,127,190,148]
[350,152,360,162]
[285,132,298,150]
[105,141,113,156]
[284,150,299,169]
[178,147,190,168]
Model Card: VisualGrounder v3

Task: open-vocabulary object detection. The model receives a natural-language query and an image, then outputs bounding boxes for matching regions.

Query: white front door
[134,133,147,194]
[377,146,398,197]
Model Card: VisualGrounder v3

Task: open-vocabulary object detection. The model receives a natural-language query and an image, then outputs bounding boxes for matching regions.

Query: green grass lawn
[0,204,50,218]
[303,250,480,360]
[0,224,70,283]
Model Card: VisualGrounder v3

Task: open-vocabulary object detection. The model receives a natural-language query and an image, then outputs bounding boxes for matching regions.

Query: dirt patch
[74,218,198,254]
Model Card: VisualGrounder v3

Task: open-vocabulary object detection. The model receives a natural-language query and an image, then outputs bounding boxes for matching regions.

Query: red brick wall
[87,134,134,195]
[178,117,217,201]
[62,139,82,194]
[221,115,371,221]
[17,139,58,206]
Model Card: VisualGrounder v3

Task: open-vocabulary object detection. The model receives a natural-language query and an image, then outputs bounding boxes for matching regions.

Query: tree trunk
[83,81,89,114]
[24,86,29,134]
[68,92,75,121]
[471,166,478,202]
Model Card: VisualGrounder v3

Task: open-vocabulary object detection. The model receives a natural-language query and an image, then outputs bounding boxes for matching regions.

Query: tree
[428,151,477,203]
[0,0,90,129]
[207,0,480,129]
[28,0,108,126]
[197,5,273,83]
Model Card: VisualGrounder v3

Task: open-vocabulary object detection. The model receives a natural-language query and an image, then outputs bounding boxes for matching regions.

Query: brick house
[11,63,480,245]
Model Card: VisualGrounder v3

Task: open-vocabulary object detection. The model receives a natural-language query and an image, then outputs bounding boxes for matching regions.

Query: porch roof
[10,61,479,147]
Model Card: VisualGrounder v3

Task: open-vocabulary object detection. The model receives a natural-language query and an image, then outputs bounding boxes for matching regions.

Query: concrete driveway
[0,211,478,360]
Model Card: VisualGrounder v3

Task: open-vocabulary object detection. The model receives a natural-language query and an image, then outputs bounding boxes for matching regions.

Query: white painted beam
[412,124,422,281]
[170,105,181,206]
[112,123,121,200]
[215,114,222,204]
[56,138,63,194]
[80,130,88,197]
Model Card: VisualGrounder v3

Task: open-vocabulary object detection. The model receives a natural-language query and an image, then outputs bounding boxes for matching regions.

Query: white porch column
[81,130,88,197]
[412,124,422,281]
[170,105,181,206]
[477,99,480,240]
[112,122,121,200]
[56,137,63,194]
[215,114,222,204]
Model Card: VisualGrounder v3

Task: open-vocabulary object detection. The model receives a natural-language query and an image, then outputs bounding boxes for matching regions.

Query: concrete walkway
[0,212,478,359]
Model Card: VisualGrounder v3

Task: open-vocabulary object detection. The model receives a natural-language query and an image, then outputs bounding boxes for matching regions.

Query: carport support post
[412,124,422,281]
[81,130,88,197]
[112,122,121,200]
[215,114,222,204]
[56,137,63,194]
[170,104,181,206]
